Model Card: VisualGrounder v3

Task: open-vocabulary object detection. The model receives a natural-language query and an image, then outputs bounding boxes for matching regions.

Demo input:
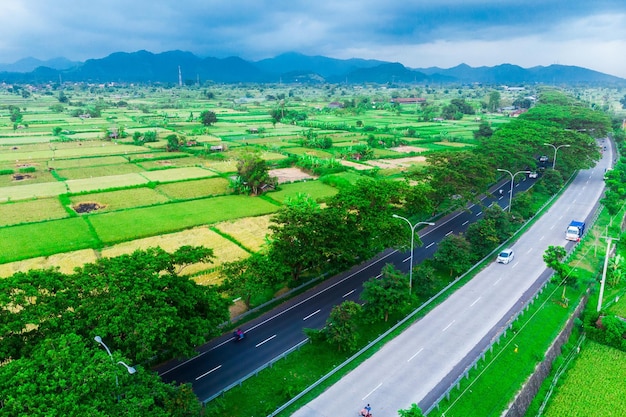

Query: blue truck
[565,220,585,241]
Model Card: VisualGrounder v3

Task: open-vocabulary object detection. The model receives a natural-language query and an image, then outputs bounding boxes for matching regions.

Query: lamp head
[94,335,102,343]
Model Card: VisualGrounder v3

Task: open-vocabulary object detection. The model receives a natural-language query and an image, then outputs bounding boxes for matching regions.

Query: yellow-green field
[0,197,68,226]
[543,341,626,416]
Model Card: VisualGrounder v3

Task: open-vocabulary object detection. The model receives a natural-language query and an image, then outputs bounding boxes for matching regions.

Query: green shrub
[0,169,13,175]
[18,166,36,173]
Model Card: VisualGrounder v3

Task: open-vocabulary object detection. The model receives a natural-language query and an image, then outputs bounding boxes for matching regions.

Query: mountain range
[1,50,624,86]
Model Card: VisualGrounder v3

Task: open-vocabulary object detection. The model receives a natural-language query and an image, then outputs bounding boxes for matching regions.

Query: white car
[497,248,514,264]
[528,172,538,179]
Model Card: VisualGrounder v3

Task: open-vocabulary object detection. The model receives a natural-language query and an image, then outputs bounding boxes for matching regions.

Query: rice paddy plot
[542,341,626,417]
[100,226,249,276]
[282,146,334,158]
[69,187,171,213]
[0,217,99,264]
[0,136,52,146]
[65,173,149,193]
[156,177,231,200]
[140,166,217,183]
[267,180,338,204]
[57,163,145,180]
[50,155,130,169]
[213,214,273,252]
[202,159,238,174]
[0,180,67,202]
[0,249,99,278]
[88,194,280,244]
[0,197,68,227]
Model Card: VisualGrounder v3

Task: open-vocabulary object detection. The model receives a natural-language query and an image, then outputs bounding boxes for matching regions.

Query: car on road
[538,155,549,163]
[497,248,515,264]
[528,171,538,178]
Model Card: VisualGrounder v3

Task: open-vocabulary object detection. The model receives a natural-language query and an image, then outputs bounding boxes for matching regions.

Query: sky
[1,0,625,78]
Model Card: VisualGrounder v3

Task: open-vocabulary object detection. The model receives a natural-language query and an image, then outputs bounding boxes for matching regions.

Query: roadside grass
[69,187,171,212]
[0,197,68,227]
[156,177,231,200]
[267,181,339,204]
[427,282,585,417]
[0,217,99,263]
[541,341,626,416]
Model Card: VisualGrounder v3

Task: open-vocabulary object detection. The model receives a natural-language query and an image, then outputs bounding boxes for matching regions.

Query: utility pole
[597,236,619,312]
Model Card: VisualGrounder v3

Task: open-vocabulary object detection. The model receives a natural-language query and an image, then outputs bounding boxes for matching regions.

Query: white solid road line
[255,335,276,348]
[470,296,481,307]
[362,383,382,401]
[442,320,455,332]
[408,347,424,362]
[303,310,321,321]
[195,365,222,380]
[426,242,435,249]
[343,289,356,298]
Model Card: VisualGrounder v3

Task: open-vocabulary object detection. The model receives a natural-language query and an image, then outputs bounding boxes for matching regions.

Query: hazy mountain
[254,52,387,79]
[0,50,624,86]
[0,56,79,72]
[327,62,428,84]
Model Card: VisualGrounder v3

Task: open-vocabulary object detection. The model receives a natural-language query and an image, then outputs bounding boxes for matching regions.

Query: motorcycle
[233,328,245,342]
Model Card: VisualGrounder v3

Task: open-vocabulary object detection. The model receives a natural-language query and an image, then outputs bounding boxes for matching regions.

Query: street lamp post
[392,214,435,295]
[543,143,571,169]
[94,335,136,400]
[497,168,530,212]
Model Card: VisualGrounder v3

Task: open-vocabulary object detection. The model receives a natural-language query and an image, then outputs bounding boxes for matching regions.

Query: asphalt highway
[156,171,539,401]
[292,141,612,417]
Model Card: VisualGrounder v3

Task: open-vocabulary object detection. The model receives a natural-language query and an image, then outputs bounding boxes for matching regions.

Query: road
[292,142,611,417]
[156,171,538,400]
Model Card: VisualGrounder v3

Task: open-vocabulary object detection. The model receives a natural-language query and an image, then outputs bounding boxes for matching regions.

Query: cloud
[0,0,625,78]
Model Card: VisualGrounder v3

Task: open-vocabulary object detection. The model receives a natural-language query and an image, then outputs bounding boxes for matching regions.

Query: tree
[329,179,409,261]
[361,264,411,322]
[412,262,438,299]
[487,91,501,112]
[221,252,287,308]
[234,151,276,195]
[324,301,362,352]
[433,234,474,276]
[543,245,569,283]
[0,333,201,416]
[465,218,500,259]
[200,110,217,126]
[473,121,494,140]
[420,151,494,210]
[0,247,230,364]
[268,194,330,281]
[165,134,182,152]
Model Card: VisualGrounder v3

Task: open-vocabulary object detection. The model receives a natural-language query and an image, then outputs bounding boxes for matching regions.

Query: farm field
[0,82,526,275]
[542,341,626,416]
